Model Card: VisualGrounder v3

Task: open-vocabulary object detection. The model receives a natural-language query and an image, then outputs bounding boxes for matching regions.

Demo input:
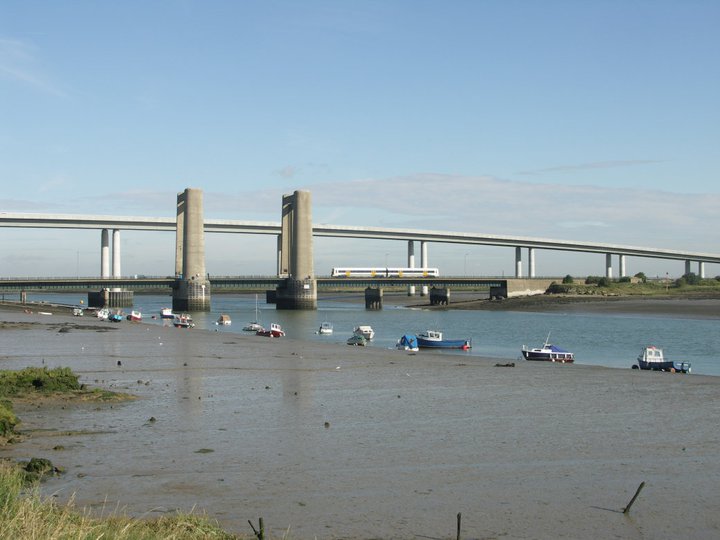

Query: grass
[0,461,243,540]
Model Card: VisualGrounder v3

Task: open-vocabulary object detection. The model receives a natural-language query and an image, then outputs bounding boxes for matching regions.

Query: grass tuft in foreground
[0,461,243,539]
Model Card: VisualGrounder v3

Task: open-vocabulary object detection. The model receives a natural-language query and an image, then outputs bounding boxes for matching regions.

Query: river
[17,291,720,376]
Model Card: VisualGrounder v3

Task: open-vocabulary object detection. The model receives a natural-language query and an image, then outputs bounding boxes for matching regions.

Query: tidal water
[21,292,720,376]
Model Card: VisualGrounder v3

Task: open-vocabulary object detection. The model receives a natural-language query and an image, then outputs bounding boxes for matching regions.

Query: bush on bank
[0,366,81,396]
[0,462,241,539]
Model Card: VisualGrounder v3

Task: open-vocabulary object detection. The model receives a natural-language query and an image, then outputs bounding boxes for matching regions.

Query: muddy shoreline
[1,306,720,539]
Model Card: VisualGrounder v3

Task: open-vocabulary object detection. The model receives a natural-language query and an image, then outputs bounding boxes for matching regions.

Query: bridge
[2,187,719,310]
[2,212,719,279]
[0,275,507,293]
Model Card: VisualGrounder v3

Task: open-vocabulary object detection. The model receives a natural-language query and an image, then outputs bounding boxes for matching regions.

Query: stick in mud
[456,512,462,540]
[248,517,265,540]
[623,481,646,514]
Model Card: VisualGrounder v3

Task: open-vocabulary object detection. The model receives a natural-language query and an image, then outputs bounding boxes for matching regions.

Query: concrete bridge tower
[275,190,317,309]
[173,188,211,311]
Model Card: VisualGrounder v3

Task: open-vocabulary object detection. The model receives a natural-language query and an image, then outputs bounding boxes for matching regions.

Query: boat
[173,313,195,328]
[216,313,232,326]
[72,307,84,317]
[160,307,174,319]
[396,334,419,351]
[108,311,124,323]
[127,310,142,322]
[353,325,375,340]
[256,322,285,338]
[417,330,472,350]
[318,321,334,335]
[521,334,574,363]
[243,294,263,331]
[347,334,368,346]
[96,308,109,320]
[632,346,691,373]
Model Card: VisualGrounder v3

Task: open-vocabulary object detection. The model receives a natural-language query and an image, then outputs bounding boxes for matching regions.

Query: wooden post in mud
[623,482,646,514]
[456,512,462,540]
[248,517,265,540]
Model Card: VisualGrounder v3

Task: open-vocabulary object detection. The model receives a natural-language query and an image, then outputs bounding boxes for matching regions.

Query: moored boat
[256,322,285,337]
[347,334,368,346]
[243,294,262,331]
[160,307,174,319]
[216,313,232,326]
[396,334,419,351]
[173,314,195,328]
[353,325,375,340]
[108,311,124,323]
[96,308,109,320]
[318,321,333,335]
[632,346,690,373]
[417,330,471,350]
[521,334,574,363]
[127,310,142,322]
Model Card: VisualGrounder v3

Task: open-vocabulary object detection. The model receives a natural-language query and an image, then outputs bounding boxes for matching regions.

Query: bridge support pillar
[95,228,132,306]
[619,255,627,278]
[101,229,110,278]
[173,188,211,311]
[407,241,416,296]
[685,260,691,275]
[365,287,383,310]
[88,289,133,308]
[605,253,613,279]
[430,287,450,306]
[515,247,523,278]
[276,190,316,309]
[528,248,536,278]
[420,241,428,296]
[699,262,705,279]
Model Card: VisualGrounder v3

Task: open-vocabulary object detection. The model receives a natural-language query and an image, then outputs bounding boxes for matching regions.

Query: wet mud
[1,309,719,539]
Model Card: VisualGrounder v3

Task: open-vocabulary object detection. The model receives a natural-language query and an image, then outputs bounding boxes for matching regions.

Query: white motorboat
[318,321,333,335]
[353,325,375,340]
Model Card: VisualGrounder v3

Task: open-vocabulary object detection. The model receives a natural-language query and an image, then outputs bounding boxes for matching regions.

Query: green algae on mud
[0,367,134,445]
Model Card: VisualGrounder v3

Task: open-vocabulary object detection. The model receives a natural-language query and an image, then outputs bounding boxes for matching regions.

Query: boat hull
[417,338,471,350]
[636,360,691,373]
[521,350,574,363]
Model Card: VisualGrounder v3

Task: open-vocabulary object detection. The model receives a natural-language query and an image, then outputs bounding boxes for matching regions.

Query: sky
[1,0,719,279]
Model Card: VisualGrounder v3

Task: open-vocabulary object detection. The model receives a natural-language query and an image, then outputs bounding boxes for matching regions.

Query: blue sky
[1,0,719,279]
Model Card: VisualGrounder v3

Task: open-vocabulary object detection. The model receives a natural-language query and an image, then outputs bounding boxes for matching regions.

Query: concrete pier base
[276,190,317,310]
[429,287,450,306]
[88,289,134,308]
[173,279,211,311]
[365,287,383,310]
[275,278,317,310]
[172,188,211,311]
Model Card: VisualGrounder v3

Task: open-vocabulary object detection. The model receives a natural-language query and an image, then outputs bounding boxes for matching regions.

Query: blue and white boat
[521,334,574,363]
[416,330,472,350]
[632,346,690,373]
[396,334,419,351]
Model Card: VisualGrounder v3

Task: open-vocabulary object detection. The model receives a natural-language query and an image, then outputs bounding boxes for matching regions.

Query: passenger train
[330,267,440,278]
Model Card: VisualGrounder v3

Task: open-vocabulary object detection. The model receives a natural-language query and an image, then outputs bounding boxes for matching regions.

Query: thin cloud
[0,37,67,97]
[275,165,299,179]
[518,160,665,176]
[302,173,720,252]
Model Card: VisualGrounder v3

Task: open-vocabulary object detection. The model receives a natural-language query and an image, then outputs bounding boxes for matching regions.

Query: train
[330,267,440,278]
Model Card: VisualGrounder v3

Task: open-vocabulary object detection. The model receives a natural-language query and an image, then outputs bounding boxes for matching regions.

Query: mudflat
[1,308,719,539]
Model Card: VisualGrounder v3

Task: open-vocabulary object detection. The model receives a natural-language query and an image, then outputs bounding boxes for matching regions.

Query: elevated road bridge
[2,212,720,279]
